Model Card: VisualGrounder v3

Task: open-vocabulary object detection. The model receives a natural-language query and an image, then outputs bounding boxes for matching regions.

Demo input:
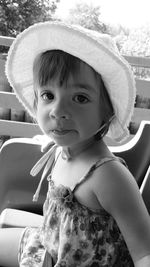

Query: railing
[0,36,42,142]
[123,55,150,138]
[0,36,150,145]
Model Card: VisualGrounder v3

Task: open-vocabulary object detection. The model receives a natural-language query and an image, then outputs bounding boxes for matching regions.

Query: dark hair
[33,50,114,138]
[33,50,82,88]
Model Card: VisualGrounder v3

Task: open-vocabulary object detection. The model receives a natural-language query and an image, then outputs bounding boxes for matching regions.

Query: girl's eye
[74,94,89,104]
[41,92,54,101]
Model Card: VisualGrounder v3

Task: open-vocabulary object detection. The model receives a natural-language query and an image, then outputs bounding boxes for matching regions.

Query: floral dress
[18,148,134,267]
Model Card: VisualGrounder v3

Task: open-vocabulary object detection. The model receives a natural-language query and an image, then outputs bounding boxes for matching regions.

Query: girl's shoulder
[91,156,138,213]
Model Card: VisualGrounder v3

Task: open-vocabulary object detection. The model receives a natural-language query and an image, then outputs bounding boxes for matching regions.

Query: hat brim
[5,22,136,142]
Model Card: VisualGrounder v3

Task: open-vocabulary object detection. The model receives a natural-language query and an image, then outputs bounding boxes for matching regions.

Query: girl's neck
[61,137,99,161]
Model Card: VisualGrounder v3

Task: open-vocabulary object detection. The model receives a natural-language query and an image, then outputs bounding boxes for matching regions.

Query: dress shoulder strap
[85,156,118,179]
[93,156,127,169]
[73,156,124,192]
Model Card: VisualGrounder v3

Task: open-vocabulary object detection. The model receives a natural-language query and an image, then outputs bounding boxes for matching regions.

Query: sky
[56,0,150,28]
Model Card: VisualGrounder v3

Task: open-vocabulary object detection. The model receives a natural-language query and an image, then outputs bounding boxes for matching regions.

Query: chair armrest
[0,208,43,228]
[140,165,150,214]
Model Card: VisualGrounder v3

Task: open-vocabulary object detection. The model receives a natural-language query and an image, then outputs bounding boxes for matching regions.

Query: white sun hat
[5,21,136,142]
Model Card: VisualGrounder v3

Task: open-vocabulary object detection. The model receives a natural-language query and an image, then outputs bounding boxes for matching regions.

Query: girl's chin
[48,130,78,147]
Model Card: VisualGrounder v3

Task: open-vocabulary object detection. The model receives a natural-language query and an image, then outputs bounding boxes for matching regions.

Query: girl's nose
[49,101,71,120]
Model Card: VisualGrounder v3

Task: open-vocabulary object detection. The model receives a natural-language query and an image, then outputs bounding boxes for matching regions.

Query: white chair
[140,165,150,214]
[110,120,150,187]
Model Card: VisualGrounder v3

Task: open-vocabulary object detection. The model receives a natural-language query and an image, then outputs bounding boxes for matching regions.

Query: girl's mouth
[52,129,71,136]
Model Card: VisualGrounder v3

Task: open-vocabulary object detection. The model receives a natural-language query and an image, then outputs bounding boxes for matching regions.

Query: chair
[0,137,47,215]
[110,120,150,187]
[0,208,43,228]
[140,165,150,214]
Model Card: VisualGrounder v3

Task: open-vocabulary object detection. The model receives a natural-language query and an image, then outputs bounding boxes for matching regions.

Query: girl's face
[36,62,104,149]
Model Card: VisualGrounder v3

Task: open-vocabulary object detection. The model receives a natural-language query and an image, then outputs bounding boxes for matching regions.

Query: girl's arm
[93,160,150,266]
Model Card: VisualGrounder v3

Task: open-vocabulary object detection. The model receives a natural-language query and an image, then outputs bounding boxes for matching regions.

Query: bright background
[56,0,150,28]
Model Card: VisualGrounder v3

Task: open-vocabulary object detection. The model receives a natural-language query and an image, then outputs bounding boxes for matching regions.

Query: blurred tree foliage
[116,24,150,57]
[115,24,150,79]
[0,0,59,37]
[66,2,108,33]
[64,2,150,80]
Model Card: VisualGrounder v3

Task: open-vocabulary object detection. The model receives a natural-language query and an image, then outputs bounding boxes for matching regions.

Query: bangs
[33,50,81,87]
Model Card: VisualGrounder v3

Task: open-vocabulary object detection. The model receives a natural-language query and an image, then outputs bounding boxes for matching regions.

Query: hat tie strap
[30,144,57,202]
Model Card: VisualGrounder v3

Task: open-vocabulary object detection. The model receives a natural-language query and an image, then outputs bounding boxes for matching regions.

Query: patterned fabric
[19,157,134,267]
[18,227,45,267]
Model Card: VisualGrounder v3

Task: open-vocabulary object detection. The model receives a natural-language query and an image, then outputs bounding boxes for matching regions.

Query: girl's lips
[52,129,72,136]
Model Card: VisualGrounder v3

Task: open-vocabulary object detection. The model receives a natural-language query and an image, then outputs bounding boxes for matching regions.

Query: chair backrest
[0,138,46,214]
[110,120,150,187]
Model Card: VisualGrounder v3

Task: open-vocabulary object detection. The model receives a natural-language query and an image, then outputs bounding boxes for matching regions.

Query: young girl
[0,21,150,267]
